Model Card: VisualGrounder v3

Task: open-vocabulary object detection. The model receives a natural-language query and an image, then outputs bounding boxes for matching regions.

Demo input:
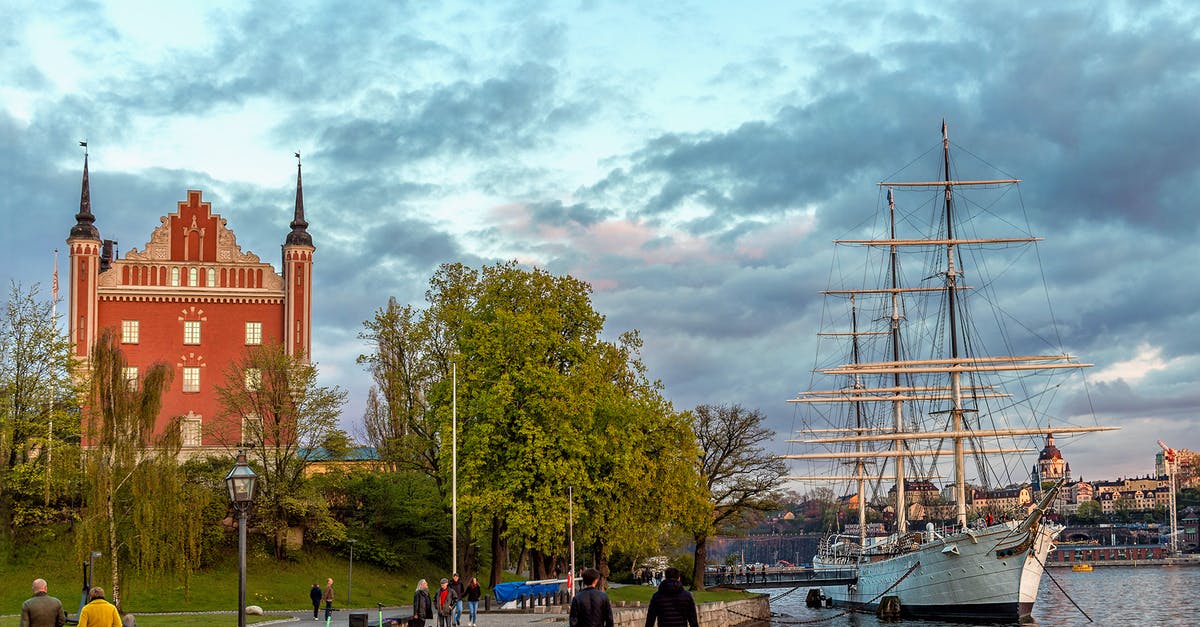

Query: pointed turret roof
[285,152,312,247]
[70,145,100,239]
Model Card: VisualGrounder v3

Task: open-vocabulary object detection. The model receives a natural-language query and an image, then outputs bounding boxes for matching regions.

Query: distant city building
[67,151,315,453]
[1157,448,1200,488]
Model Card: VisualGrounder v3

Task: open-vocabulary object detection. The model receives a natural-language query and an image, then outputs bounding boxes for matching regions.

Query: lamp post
[348,539,357,605]
[225,450,258,627]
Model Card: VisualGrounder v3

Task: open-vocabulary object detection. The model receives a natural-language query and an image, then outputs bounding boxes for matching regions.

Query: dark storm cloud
[526,200,611,228]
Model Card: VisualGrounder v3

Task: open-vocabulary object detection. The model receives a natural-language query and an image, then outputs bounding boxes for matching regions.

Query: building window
[241,414,262,445]
[245,322,262,345]
[121,320,139,344]
[245,368,262,391]
[188,267,198,286]
[183,320,201,345]
[182,417,202,447]
[171,267,180,286]
[207,268,216,287]
[182,366,200,392]
[122,366,138,390]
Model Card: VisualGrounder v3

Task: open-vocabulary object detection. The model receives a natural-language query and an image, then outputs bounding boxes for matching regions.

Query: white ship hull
[814,521,1060,622]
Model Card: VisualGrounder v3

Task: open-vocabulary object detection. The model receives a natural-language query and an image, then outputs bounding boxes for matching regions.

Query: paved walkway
[109,608,571,627]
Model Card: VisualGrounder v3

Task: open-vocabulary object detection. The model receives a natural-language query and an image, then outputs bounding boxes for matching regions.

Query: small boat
[786,122,1117,623]
[1071,564,1094,572]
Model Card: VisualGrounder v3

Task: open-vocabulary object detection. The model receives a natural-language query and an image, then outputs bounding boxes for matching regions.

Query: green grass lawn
[0,528,441,617]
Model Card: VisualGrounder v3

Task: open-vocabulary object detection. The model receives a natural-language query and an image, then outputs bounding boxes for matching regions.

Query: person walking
[464,577,482,626]
[412,579,433,627]
[568,568,613,627]
[322,578,335,622]
[434,578,458,627]
[309,583,322,620]
[448,573,465,626]
[644,568,698,627]
[76,587,121,627]
[21,578,66,627]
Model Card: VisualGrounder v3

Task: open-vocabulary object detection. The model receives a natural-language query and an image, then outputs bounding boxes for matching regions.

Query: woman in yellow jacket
[77,587,122,627]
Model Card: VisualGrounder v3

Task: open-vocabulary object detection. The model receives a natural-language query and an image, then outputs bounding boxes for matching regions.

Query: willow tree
[214,343,348,558]
[689,403,787,590]
[79,327,173,609]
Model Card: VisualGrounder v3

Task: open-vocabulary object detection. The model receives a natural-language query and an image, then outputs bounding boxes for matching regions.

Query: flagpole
[452,360,457,576]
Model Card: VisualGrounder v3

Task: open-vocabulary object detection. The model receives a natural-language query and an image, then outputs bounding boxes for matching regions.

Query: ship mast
[940,121,970,530]
[850,294,868,549]
[887,188,907,534]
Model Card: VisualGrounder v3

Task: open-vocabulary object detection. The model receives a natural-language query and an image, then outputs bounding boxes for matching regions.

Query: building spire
[285,151,312,246]
[71,141,99,239]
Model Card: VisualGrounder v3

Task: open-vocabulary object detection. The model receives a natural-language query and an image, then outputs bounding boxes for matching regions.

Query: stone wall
[609,597,771,627]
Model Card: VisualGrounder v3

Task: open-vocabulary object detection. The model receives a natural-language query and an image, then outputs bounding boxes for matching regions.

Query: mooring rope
[1031,551,1093,623]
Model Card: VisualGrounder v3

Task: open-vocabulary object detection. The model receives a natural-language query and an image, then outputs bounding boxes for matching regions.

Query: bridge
[703,567,857,590]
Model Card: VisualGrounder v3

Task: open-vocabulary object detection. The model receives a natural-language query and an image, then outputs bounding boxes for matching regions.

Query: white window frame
[183,320,201,345]
[182,417,203,447]
[121,320,139,344]
[241,414,263,445]
[206,268,216,287]
[188,266,198,286]
[170,266,180,286]
[245,321,262,345]
[244,368,262,392]
[122,366,138,391]
[182,366,200,393]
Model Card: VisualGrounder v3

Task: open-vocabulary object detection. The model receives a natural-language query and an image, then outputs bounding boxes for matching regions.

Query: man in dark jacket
[310,583,322,620]
[448,573,465,626]
[412,578,434,627]
[645,568,698,627]
[21,578,66,627]
[568,568,613,627]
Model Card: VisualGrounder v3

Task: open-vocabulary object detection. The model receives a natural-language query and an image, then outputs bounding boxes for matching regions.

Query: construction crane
[1157,440,1179,556]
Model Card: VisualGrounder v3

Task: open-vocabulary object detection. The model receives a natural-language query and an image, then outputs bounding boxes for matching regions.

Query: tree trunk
[593,538,610,590]
[108,480,121,608]
[515,546,528,579]
[691,533,708,591]
[488,516,506,588]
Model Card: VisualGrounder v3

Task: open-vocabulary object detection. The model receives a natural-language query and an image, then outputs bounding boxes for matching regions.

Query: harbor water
[767,566,1200,626]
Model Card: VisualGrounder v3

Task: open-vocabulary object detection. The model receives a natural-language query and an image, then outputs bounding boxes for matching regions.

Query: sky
[3,0,1199,489]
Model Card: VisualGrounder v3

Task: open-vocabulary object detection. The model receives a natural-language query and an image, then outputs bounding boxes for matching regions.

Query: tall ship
[785,122,1115,622]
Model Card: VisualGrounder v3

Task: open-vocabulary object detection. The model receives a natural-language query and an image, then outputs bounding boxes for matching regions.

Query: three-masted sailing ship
[785,122,1115,622]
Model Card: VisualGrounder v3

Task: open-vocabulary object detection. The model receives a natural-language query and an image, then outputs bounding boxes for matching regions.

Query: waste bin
[349,613,368,627]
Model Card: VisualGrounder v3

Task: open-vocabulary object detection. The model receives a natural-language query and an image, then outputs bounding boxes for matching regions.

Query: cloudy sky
[3,1,1198,487]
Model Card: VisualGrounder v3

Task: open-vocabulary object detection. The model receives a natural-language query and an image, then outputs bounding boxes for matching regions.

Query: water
[767,566,1200,626]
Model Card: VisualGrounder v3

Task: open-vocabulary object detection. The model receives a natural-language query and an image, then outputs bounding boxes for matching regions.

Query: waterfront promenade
[33,597,770,627]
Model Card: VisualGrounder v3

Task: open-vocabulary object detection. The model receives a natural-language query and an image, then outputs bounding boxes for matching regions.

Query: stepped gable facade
[66,152,315,451]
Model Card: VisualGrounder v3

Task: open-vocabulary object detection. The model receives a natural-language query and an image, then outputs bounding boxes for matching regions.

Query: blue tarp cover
[491,581,562,604]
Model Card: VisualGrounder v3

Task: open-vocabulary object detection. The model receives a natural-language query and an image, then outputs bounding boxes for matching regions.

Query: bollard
[519,594,526,609]
[485,595,490,611]
[805,589,822,609]
[877,596,901,621]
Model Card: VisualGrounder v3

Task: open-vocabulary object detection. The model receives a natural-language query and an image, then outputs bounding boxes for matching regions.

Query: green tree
[572,332,707,586]
[360,261,704,586]
[689,403,787,590]
[78,327,173,609]
[1074,499,1101,523]
[213,343,348,558]
[0,282,82,534]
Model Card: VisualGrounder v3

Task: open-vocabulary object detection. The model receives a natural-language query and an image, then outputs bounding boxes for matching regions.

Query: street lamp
[225,450,258,627]
[348,539,357,605]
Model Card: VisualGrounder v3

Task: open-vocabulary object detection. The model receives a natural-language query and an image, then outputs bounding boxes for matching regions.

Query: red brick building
[67,151,314,452]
